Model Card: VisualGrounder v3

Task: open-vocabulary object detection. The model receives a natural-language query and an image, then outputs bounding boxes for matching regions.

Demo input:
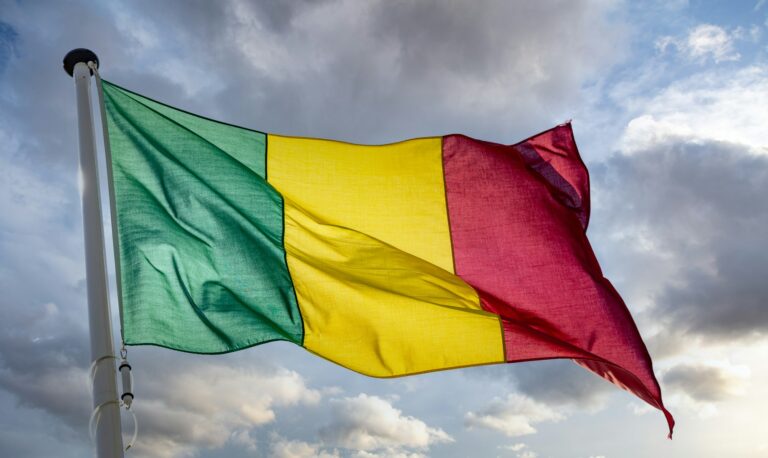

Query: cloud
[587,60,768,352]
[499,442,539,458]
[618,66,768,155]
[475,359,617,415]
[0,357,90,431]
[465,394,564,437]
[351,450,428,458]
[97,0,626,144]
[0,134,92,433]
[517,452,538,458]
[269,437,340,458]
[657,24,741,63]
[663,363,748,402]
[129,362,321,458]
[230,429,259,452]
[595,139,768,343]
[658,362,749,418]
[509,361,616,411]
[500,443,527,452]
[319,394,452,454]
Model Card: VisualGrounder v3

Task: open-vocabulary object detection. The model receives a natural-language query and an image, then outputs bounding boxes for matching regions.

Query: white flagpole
[64,48,124,458]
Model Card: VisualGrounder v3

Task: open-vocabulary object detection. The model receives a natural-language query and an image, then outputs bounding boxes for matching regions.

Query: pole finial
[63,48,99,77]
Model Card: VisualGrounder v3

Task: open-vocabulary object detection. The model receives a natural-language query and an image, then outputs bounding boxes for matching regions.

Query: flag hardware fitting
[88,351,138,452]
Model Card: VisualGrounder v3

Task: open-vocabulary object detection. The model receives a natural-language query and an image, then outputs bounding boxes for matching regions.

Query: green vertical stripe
[103,80,303,353]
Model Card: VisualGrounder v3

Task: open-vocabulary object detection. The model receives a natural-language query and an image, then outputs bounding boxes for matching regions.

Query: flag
[101,80,673,434]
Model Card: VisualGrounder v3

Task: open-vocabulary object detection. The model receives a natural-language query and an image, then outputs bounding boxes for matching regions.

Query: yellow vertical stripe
[268,135,504,376]
[268,135,454,272]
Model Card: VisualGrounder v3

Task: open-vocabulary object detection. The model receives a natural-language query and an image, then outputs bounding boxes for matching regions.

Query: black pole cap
[63,48,99,77]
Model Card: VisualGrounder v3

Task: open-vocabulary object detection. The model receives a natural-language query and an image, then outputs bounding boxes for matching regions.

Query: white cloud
[684,24,740,62]
[499,442,539,458]
[657,24,741,63]
[130,364,321,458]
[270,437,340,458]
[320,394,452,454]
[627,402,654,416]
[500,443,527,452]
[352,450,427,458]
[230,429,258,451]
[517,452,538,458]
[465,394,564,437]
[619,66,768,154]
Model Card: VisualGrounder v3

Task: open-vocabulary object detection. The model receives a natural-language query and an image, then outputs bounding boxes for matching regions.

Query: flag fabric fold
[101,80,673,435]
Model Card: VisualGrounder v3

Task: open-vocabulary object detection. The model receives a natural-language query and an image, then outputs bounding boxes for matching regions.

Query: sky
[0,1,767,457]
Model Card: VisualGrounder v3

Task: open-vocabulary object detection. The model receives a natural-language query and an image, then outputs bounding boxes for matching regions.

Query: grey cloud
[643,328,691,360]
[510,361,616,409]
[101,0,625,144]
[1,2,136,169]
[662,363,741,402]
[0,0,626,170]
[475,360,616,410]
[0,127,93,446]
[242,0,334,32]
[136,0,328,37]
[372,0,621,82]
[0,333,91,429]
[660,248,767,340]
[593,140,768,342]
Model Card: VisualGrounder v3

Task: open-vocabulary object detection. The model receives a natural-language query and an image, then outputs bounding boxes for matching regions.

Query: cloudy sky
[1,1,767,457]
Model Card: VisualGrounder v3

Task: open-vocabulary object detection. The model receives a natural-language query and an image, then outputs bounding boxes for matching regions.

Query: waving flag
[102,80,673,434]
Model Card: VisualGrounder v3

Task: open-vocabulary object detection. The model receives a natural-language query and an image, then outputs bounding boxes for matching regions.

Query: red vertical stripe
[442,124,673,435]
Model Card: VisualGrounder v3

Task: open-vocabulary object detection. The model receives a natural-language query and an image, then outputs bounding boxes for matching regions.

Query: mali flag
[101,80,672,434]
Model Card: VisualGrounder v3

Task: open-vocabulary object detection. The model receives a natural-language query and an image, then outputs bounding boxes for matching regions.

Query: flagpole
[64,48,124,458]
